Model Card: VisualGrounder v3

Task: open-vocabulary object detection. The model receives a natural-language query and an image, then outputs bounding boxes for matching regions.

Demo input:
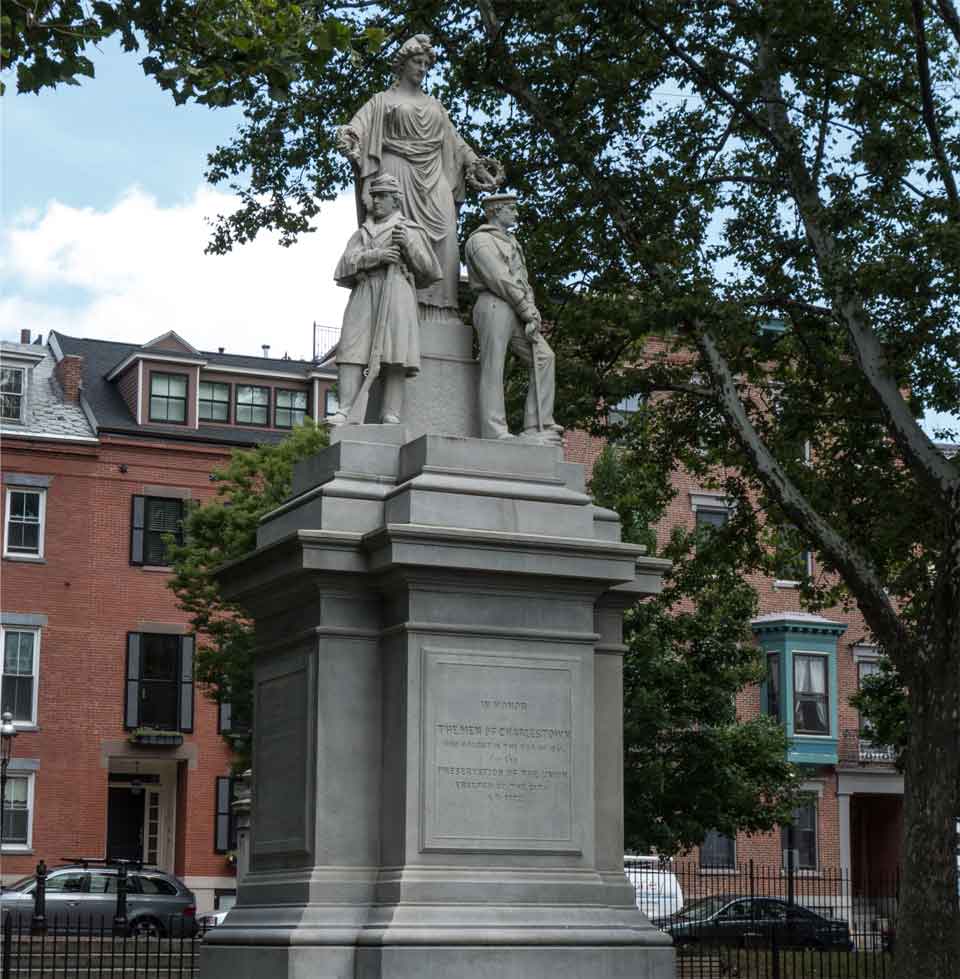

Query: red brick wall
[53,356,83,404]
[1,434,235,881]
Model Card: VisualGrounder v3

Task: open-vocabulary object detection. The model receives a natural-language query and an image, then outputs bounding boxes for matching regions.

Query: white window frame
[0,366,26,423]
[792,651,831,738]
[3,487,46,561]
[0,625,40,728]
[1,771,35,852]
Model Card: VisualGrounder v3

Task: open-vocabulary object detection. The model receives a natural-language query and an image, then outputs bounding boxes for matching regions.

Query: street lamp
[0,712,18,893]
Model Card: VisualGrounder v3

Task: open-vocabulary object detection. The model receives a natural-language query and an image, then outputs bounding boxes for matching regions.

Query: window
[214,776,237,853]
[131,496,185,567]
[781,801,817,870]
[765,654,780,721]
[794,654,829,735]
[0,367,25,422]
[124,633,194,732]
[3,488,45,559]
[235,385,269,425]
[857,659,881,736]
[700,830,736,869]
[45,871,87,893]
[696,508,728,530]
[2,773,33,849]
[199,381,230,423]
[149,373,188,424]
[275,389,308,428]
[324,390,340,418]
[773,524,811,583]
[217,699,250,736]
[1,627,38,725]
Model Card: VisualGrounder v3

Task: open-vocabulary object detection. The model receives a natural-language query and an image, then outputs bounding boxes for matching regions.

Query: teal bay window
[753,614,846,765]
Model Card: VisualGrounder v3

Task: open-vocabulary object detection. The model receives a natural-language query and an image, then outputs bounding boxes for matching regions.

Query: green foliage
[589,443,800,854]
[166,423,327,766]
[850,659,910,766]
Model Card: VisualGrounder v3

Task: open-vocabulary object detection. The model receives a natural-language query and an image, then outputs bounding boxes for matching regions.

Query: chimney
[262,344,271,358]
[54,355,84,404]
[20,329,30,344]
[218,347,225,354]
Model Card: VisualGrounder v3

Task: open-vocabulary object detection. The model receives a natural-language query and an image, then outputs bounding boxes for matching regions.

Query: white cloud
[0,186,356,360]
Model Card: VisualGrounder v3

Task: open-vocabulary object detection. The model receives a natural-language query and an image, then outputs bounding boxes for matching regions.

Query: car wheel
[130,917,164,938]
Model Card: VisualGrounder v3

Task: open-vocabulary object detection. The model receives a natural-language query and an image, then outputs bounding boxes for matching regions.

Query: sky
[1,38,355,362]
[1,42,955,437]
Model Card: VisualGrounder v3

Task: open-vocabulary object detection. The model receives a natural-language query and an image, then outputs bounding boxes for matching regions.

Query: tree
[166,422,327,767]
[591,445,800,855]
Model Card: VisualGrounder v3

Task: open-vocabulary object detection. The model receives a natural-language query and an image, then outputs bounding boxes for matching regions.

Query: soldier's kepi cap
[482,191,518,209]
[369,173,403,195]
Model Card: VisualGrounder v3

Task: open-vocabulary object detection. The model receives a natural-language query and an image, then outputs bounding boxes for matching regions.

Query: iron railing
[1,912,199,978]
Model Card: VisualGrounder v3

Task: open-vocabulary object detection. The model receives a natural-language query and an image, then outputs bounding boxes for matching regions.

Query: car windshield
[4,875,36,892]
[673,896,731,921]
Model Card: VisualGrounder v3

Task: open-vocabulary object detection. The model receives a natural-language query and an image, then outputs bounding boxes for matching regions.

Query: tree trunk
[895,633,960,979]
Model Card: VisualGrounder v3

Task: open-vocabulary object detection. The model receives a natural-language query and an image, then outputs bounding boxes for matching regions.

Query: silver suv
[0,864,198,936]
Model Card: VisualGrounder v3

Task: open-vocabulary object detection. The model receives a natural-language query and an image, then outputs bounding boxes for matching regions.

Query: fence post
[30,859,47,935]
[1,910,11,979]
[113,861,129,937]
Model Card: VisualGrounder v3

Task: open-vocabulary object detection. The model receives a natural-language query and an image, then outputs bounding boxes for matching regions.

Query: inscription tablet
[421,649,578,852]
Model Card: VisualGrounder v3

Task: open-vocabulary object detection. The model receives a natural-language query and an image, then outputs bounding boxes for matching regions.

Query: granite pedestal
[200,426,673,979]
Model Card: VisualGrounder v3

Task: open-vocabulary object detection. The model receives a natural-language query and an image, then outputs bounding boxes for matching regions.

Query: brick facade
[561,432,903,892]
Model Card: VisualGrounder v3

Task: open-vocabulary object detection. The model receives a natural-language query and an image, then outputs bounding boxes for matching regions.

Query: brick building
[0,329,335,911]
[563,428,905,903]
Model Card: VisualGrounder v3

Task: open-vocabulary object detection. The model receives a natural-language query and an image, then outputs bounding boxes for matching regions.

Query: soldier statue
[465,193,561,443]
[330,173,442,425]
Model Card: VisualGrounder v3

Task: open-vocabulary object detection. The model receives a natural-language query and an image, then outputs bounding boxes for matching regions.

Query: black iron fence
[624,860,897,978]
[0,913,199,978]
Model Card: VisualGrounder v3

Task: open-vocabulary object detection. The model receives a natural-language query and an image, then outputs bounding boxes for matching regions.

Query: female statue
[337,34,501,321]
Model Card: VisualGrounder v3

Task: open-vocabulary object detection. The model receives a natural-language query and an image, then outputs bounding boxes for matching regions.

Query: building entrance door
[106,788,145,862]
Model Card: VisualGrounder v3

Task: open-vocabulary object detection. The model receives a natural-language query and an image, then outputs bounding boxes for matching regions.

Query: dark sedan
[653,895,853,950]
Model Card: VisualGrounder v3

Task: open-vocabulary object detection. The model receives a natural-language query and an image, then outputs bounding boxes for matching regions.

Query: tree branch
[695,327,911,653]
[910,0,960,220]
[754,31,959,501]
[933,0,960,47]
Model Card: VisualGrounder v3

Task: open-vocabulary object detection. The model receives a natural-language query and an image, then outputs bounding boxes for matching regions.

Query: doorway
[106,788,145,862]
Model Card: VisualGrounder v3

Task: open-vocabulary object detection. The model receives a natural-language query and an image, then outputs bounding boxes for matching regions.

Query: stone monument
[200,32,673,979]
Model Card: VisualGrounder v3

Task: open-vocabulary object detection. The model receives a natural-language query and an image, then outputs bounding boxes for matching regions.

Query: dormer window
[1,367,25,422]
[149,372,188,424]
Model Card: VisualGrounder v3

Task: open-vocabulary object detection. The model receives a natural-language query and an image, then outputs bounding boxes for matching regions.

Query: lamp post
[0,712,17,892]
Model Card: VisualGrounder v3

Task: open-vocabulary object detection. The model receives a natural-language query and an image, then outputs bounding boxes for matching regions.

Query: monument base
[201,943,672,979]
[203,431,673,979]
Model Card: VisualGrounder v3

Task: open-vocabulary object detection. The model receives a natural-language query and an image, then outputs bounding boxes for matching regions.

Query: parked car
[653,895,853,950]
[0,864,198,936]
[624,855,683,920]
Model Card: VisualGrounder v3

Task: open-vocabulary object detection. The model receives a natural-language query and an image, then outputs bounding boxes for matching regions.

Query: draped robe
[344,91,478,316]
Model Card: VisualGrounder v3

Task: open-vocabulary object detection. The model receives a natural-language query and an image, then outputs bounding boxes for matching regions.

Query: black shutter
[179,635,194,732]
[218,701,232,734]
[214,776,234,853]
[130,496,145,565]
[125,633,141,729]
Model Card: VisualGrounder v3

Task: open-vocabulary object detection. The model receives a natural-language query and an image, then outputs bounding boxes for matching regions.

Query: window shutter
[179,635,194,732]
[125,634,141,729]
[214,776,234,853]
[130,496,145,565]
[218,701,232,734]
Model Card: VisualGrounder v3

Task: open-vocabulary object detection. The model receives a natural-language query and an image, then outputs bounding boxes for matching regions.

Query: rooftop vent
[262,344,271,358]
